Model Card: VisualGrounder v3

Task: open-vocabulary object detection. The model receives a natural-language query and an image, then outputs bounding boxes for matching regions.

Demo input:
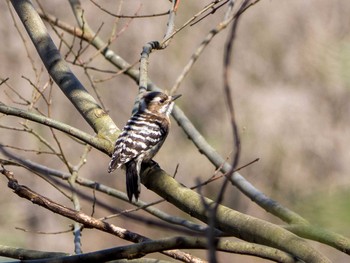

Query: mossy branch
[141,165,331,263]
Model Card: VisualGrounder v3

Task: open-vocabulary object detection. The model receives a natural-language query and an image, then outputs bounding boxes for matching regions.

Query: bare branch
[90,0,170,18]
[160,0,230,46]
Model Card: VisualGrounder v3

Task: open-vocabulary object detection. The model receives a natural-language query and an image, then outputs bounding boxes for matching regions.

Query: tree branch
[24,237,298,263]
[141,165,331,263]
[0,245,67,260]
[285,225,350,254]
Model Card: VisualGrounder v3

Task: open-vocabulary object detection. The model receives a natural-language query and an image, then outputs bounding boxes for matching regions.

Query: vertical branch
[132,0,178,113]
[223,0,249,174]
[138,41,161,94]
[67,145,91,254]
[207,1,250,261]
[161,0,177,48]
[131,41,161,114]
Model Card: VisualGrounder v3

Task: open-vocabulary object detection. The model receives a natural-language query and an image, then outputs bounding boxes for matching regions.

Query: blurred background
[0,0,349,262]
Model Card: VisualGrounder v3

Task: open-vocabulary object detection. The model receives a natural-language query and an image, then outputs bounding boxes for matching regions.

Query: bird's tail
[125,161,140,202]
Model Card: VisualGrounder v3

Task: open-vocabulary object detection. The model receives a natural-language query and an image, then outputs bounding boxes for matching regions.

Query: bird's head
[139,91,181,116]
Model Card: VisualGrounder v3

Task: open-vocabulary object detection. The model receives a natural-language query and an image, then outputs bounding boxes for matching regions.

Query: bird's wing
[107,114,169,173]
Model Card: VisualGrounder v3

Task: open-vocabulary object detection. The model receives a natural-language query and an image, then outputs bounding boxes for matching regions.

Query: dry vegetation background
[0,0,350,262]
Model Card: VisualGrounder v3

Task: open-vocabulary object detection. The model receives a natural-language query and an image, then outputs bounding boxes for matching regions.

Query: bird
[108,91,181,202]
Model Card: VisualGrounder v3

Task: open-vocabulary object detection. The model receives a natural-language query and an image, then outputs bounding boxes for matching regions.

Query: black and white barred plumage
[108,91,181,202]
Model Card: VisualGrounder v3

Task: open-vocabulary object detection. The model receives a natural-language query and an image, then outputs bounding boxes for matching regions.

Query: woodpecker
[108,91,181,202]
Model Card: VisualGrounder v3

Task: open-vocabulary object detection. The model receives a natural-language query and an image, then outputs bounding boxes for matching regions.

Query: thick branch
[285,225,350,254]
[25,237,297,263]
[0,245,68,260]
[141,165,331,263]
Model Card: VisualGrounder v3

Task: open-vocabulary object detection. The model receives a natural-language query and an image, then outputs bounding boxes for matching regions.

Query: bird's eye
[159,98,165,104]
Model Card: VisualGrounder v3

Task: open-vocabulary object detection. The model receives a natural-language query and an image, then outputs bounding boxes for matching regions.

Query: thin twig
[90,0,170,18]
[160,0,177,48]
[0,77,10,86]
[160,0,229,46]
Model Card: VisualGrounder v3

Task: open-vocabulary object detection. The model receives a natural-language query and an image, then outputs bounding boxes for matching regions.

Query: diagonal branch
[141,165,331,263]
[285,225,350,254]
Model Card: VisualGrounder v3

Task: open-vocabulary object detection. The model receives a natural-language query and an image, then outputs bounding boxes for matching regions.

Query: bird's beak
[171,94,182,101]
